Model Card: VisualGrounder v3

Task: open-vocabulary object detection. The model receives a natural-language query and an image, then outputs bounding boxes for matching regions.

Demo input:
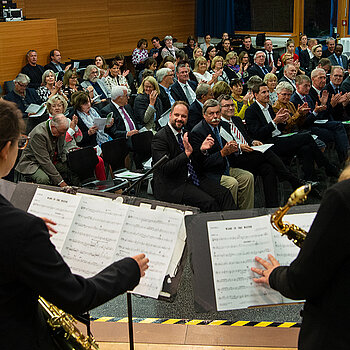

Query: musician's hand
[251,254,280,286]
[132,254,149,277]
[41,217,57,237]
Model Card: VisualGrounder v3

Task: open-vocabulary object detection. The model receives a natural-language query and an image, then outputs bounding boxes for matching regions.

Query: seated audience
[170,62,197,105]
[281,39,299,64]
[238,51,251,73]
[209,56,229,84]
[81,65,111,107]
[299,38,318,74]
[149,36,163,66]
[230,78,254,120]
[329,44,349,69]
[199,34,212,56]
[217,38,232,59]
[248,51,276,79]
[245,82,338,180]
[151,101,236,212]
[62,69,84,104]
[114,54,135,94]
[190,99,254,209]
[94,55,109,79]
[187,83,214,131]
[277,52,293,80]
[104,60,131,95]
[223,52,241,81]
[132,38,149,70]
[156,67,175,112]
[322,37,336,58]
[184,35,197,59]
[212,81,231,99]
[21,50,44,89]
[216,32,230,52]
[295,34,308,56]
[264,73,278,105]
[44,49,70,80]
[37,69,65,103]
[138,57,157,85]
[134,76,163,131]
[193,56,218,85]
[264,39,280,68]
[204,45,217,68]
[16,114,80,186]
[279,63,297,92]
[190,46,203,69]
[3,73,41,118]
[317,58,331,76]
[72,91,113,150]
[309,44,323,72]
[238,35,256,64]
[161,35,180,59]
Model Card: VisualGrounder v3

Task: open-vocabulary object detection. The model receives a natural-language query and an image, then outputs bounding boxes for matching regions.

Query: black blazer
[187,100,203,131]
[278,76,296,93]
[264,51,279,67]
[299,49,311,71]
[158,85,171,112]
[170,80,197,104]
[247,63,272,79]
[44,62,66,80]
[133,93,163,129]
[100,102,140,139]
[0,194,140,349]
[323,83,350,121]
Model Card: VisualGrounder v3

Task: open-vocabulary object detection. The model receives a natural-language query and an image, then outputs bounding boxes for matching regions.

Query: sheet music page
[27,188,81,251]
[207,215,283,311]
[60,194,128,277]
[114,205,182,298]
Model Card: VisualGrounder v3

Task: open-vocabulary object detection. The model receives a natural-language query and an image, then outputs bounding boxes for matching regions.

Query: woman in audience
[190,46,203,69]
[230,78,254,120]
[309,44,323,72]
[114,54,135,94]
[193,56,218,85]
[281,39,299,65]
[138,57,157,85]
[209,56,229,84]
[62,69,84,104]
[132,38,149,70]
[104,60,131,95]
[238,51,251,82]
[94,55,109,79]
[200,34,212,55]
[212,81,231,99]
[264,73,278,106]
[158,55,176,70]
[205,46,217,68]
[72,91,113,151]
[224,52,240,81]
[37,70,65,103]
[277,53,294,79]
[184,36,197,59]
[295,34,308,56]
[133,76,163,131]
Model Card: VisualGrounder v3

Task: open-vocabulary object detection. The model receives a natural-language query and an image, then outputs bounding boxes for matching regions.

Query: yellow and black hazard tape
[92,317,300,328]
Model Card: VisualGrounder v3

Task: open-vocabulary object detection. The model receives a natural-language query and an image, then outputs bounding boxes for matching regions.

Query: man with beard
[151,101,236,212]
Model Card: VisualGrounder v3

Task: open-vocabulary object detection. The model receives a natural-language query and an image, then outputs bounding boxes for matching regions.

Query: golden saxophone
[270,184,312,248]
[39,297,99,350]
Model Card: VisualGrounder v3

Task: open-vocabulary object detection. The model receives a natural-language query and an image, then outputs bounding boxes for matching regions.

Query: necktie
[213,127,230,175]
[231,123,248,145]
[302,96,307,103]
[261,66,268,75]
[176,133,200,186]
[120,106,135,131]
[336,87,340,94]
[183,84,194,105]
[337,56,343,68]
[166,89,175,106]
[268,53,272,65]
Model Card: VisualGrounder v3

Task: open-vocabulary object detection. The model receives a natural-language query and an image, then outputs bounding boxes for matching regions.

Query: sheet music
[27,188,82,251]
[60,194,128,277]
[207,215,282,311]
[114,205,182,298]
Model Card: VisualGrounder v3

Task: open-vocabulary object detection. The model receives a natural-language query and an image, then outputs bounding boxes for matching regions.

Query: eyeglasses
[18,135,30,149]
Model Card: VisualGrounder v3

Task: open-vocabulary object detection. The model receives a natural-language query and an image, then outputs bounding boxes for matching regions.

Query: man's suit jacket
[170,80,197,104]
[0,193,140,349]
[101,102,140,139]
[15,120,68,185]
[323,83,350,121]
[81,79,111,102]
[247,63,272,79]
[340,76,350,93]
[187,100,203,131]
[158,84,171,112]
[299,49,312,72]
[290,92,319,126]
[278,76,296,93]
[245,102,286,143]
[328,53,349,69]
[44,61,65,73]
[264,51,279,67]
[152,124,199,202]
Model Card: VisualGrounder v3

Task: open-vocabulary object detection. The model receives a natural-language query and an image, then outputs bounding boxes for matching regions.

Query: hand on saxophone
[132,254,149,277]
[251,254,280,286]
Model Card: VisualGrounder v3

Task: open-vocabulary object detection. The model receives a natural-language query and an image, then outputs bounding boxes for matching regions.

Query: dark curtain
[196,0,235,37]
[330,0,338,37]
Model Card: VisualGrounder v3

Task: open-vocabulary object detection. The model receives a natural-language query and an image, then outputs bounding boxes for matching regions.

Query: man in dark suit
[156,67,175,113]
[264,39,280,68]
[290,74,349,164]
[245,82,338,180]
[151,101,236,212]
[170,62,197,104]
[299,38,318,75]
[247,51,276,79]
[20,50,45,89]
[187,83,213,131]
[278,64,297,92]
[101,85,140,140]
[329,44,349,69]
[190,99,254,209]
[44,49,70,76]
[322,37,336,58]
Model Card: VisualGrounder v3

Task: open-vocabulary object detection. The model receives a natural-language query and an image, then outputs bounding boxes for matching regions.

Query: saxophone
[39,297,99,350]
[270,184,312,248]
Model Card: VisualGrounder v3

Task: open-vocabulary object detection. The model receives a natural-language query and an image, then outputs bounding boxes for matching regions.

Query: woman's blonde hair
[194,56,207,72]
[211,56,224,70]
[137,76,160,94]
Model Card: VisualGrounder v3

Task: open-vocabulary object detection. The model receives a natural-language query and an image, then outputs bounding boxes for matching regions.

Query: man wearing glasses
[16,114,80,187]
[3,73,41,118]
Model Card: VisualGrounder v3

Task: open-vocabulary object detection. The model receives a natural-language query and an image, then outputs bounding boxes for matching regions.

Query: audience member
[151,101,236,212]
[193,56,218,85]
[216,32,230,52]
[16,114,80,186]
[44,49,70,79]
[3,73,41,117]
[317,58,331,76]
[199,34,212,56]
[247,51,276,79]
[149,36,163,66]
[184,36,197,59]
[322,37,336,58]
[131,38,149,69]
[134,76,163,131]
[329,44,348,69]
[187,83,213,131]
[161,35,180,59]
[138,57,157,85]
[212,81,231,99]
[20,50,44,89]
[114,54,135,94]
[209,56,229,84]
[230,78,254,119]
[94,55,109,79]
[62,69,84,103]
[156,67,175,112]
[37,69,65,103]
[217,38,232,59]
[264,73,278,105]
[190,46,204,69]
[281,39,299,64]
[264,39,280,67]
[279,63,297,92]
[295,34,308,56]
[223,52,240,81]
[104,60,131,95]
[190,99,254,209]
[204,45,217,67]
[309,44,323,72]
[238,35,256,64]
[299,38,318,73]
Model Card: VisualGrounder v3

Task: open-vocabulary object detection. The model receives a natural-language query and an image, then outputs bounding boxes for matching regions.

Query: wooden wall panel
[0,19,58,89]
